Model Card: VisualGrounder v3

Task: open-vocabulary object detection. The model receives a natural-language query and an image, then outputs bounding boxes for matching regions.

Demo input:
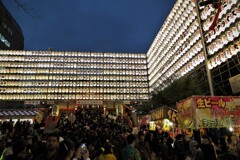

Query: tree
[150,77,204,109]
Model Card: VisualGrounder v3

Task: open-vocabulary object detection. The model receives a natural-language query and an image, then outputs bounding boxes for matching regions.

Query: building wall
[0,1,24,50]
[147,0,205,93]
[0,51,148,103]
[147,0,240,95]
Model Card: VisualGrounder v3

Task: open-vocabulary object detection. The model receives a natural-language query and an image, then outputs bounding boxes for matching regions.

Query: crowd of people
[0,108,239,160]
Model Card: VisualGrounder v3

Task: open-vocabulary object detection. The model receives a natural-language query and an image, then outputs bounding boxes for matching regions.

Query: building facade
[0,1,24,50]
[0,0,239,110]
[147,0,240,96]
[0,51,148,108]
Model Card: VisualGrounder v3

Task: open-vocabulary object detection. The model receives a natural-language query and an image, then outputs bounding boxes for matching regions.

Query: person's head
[189,140,198,153]
[56,139,75,160]
[103,142,114,154]
[12,140,26,156]
[126,134,136,146]
[175,134,183,141]
[32,136,38,144]
[46,133,59,151]
[202,135,211,144]
[138,133,145,142]
[163,137,167,143]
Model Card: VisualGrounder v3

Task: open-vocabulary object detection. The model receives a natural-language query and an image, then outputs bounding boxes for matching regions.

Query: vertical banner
[176,97,195,129]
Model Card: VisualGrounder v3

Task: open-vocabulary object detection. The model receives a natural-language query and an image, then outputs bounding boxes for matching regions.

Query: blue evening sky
[3,0,175,53]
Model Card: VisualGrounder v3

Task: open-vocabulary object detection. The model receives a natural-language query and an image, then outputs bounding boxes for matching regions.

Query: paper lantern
[225,48,232,58]
[232,27,239,38]
[227,30,234,42]
[209,58,216,69]
[220,52,227,62]
[230,43,238,55]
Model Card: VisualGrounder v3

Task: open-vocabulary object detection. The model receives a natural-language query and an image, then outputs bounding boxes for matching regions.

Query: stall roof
[0,110,38,116]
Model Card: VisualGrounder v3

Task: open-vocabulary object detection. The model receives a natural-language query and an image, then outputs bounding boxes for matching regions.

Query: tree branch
[13,0,39,18]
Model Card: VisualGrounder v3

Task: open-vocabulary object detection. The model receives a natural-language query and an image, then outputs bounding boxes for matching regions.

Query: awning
[0,110,38,116]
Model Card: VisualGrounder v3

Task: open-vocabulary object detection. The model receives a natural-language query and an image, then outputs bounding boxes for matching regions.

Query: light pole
[195,0,214,96]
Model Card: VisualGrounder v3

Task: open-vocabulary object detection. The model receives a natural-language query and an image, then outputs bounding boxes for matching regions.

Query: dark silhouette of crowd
[0,107,239,160]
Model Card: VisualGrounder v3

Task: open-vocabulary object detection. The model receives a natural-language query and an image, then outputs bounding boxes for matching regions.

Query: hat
[189,140,198,151]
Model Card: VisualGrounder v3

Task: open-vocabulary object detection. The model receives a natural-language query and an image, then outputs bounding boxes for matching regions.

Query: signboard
[194,96,240,128]
[177,96,240,129]
[76,100,103,105]
[162,119,171,131]
[123,101,131,104]
[229,74,240,93]
[149,121,156,131]
[150,106,177,124]
[47,101,55,105]
[177,98,195,129]
[24,101,40,105]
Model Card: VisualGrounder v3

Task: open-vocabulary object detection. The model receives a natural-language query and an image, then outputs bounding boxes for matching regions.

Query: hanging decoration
[199,0,222,30]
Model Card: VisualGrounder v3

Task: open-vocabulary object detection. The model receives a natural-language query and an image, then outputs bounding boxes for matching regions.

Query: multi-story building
[0,0,239,111]
[147,0,240,96]
[0,1,24,50]
[0,51,148,109]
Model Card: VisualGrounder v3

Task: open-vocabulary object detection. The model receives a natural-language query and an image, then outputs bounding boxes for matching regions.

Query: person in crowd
[183,135,191,157]
[236,135,240,157]
[2,136,14,160]
[200,135,216,160]
[160,137,173,160]
[33,120,39,137]
[28,136,39,158]
[135,132,151,160]
[14,120,22,136]
[187,140,205,160]
[54,139,75,160]
[39,120,45,137]
[121,134,141,160]
[5,140,31,160]
[99,142,117,160]
[218,152,239,160]
[174,134,185,160]
[34,133,59,160]
[72,142,90,160]
[0,140,6,159]
[6,120,13,134]
[216,137,229,156]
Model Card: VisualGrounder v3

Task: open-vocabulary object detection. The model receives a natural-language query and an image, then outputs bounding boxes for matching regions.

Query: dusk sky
[3,0,175,53]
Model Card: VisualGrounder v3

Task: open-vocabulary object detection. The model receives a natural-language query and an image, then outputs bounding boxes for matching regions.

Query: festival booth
[149,106,178,136]
[177,96,240,136]
[0,110,40,124]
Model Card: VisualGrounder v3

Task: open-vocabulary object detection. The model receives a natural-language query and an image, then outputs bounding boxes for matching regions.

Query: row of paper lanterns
[200,0,237,20]
[203,6,239,32]
[207,25,239,55]
[205,7,240,43]
[208,39,240,69]
[148,0,196,71]
[148,19,199,78]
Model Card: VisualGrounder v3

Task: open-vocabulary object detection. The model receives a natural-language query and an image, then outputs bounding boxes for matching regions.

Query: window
[0,33,10,47]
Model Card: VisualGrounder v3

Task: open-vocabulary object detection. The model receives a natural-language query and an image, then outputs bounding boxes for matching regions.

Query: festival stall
[177,96,240,135]
[0,110,40,124]
[150,106,178,135]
